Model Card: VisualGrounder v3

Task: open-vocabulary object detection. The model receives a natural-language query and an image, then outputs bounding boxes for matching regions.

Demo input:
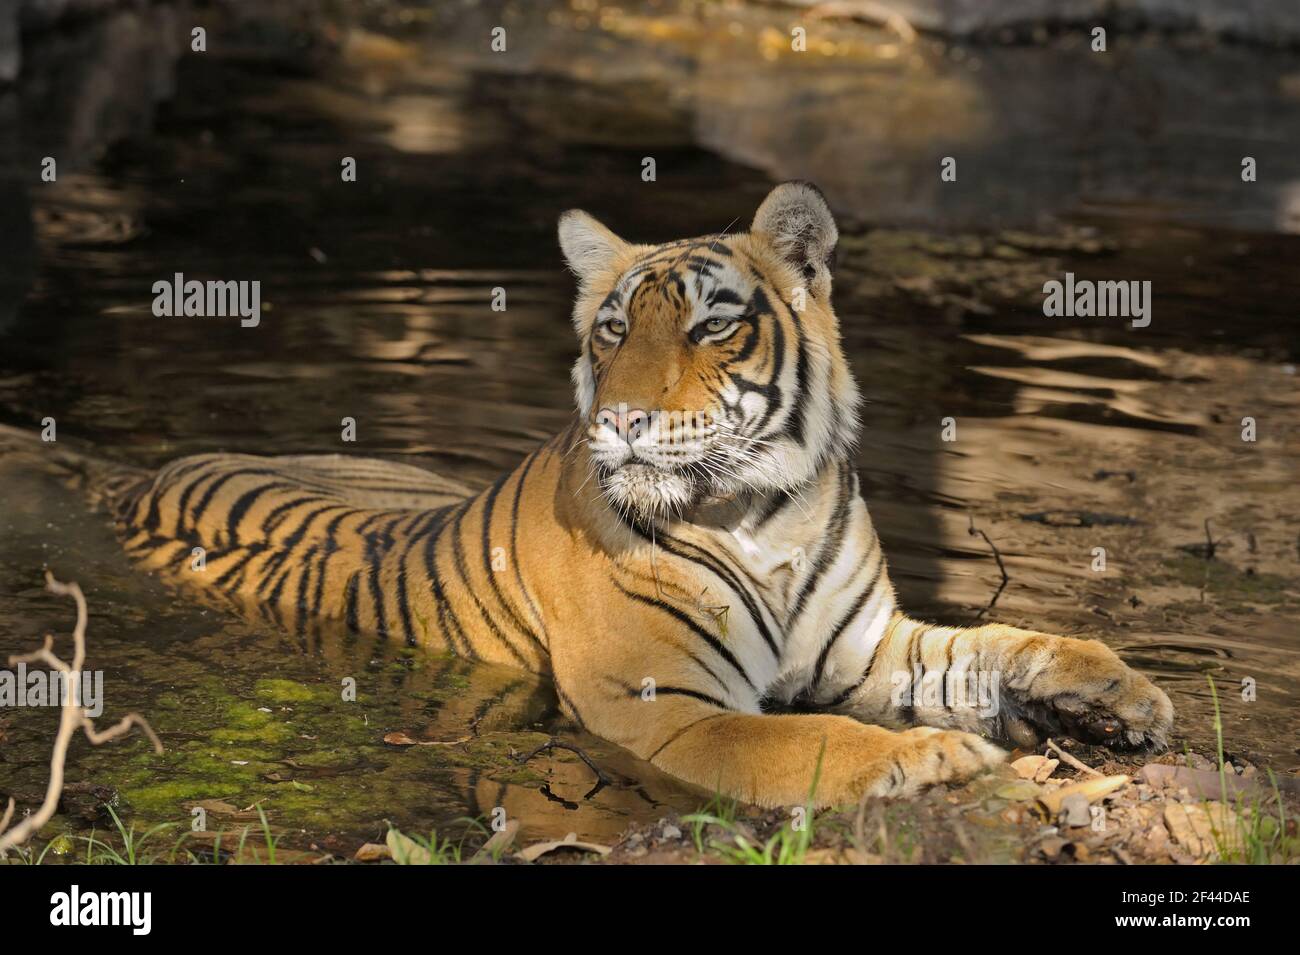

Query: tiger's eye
[705,318,731,333]
[605,318,627,336]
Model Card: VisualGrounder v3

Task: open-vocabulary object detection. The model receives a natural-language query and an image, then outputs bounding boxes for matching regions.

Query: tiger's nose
[594,403,651,446]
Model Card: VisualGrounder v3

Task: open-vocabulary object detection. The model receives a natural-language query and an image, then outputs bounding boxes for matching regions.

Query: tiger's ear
[751,181,838,298]
[558,210,628,284]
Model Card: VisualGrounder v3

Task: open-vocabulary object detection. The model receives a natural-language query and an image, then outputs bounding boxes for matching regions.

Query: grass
[385,816,495,864]
[682,741,824,865]
[10,804,505,865]
[1203,675,1296,864]
[83,806,183,865]
[69,803,282,865]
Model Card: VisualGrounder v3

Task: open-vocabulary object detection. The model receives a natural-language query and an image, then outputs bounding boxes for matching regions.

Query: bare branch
[0,571,164,857]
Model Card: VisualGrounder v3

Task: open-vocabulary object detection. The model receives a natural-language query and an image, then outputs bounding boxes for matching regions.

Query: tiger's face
[558,182,860,523]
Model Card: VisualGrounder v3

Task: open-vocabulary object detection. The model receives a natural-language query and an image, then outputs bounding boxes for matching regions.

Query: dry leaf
[994,780,1041,802]
[189,799,240,814]
[516,832,611,863]
[354,842,391,862]
[1011,754,1058,782]
[227,846,329,865]
[383,731,470,747]
[386,828,432,865]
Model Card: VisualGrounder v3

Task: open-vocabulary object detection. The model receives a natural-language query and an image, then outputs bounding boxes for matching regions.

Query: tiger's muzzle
[587,405,719,520]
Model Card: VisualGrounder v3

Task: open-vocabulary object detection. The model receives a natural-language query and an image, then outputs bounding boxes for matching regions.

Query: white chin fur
[601,463,695,522]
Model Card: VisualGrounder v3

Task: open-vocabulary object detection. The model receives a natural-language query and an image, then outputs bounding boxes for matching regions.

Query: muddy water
[0,1,1297,855]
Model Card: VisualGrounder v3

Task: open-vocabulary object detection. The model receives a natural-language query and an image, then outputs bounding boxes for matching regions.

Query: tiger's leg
[844,613,1174,750]
[559,665,1005,807]
[644,708,1006,808]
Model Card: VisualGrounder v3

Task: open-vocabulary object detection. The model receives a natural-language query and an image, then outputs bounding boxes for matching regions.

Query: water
[1,1,1297,854]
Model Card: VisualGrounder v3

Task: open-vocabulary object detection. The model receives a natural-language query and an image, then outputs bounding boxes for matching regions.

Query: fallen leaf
[516,832,612,863]
[386,828,433,865]
[189,799,240,815]
[1011,754,1058,782]
[383,731,471,747]
[227,846,330,865]
[354,842,391,862]
[994,780,1041,802]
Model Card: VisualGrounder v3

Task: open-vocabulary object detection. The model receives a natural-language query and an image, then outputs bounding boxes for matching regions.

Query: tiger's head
[558,182,860,524]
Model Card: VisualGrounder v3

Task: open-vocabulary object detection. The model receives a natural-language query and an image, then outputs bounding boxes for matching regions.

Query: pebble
[1059,793,1091,828]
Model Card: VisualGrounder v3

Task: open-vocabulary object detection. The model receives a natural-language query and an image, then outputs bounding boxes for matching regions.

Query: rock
[661,824,682,840]
[1040,836,1068,860]
[1141,822,1171,859]
[1139,762,1293,798]
[1058,793,1091,828]
[1162,802,1240,860]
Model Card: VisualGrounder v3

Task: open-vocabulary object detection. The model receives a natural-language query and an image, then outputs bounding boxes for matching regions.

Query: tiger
[112,182,1173,808]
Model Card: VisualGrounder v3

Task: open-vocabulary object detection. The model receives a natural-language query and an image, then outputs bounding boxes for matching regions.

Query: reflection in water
[0,1,1297,849]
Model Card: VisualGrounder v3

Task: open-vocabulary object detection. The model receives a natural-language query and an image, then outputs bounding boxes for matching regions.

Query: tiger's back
[117,451,481,643]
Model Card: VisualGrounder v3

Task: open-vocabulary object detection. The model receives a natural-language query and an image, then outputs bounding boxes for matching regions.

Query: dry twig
[968,514,1010,620]
[1044,738,1103,778]
[0,571,163,857]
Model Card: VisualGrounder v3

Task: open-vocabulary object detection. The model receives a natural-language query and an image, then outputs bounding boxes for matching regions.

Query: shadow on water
[0,1,1297,851]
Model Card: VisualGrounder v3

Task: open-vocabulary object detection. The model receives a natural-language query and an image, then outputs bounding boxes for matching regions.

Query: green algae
[253,678,321,704]
[1159,556,1292,603]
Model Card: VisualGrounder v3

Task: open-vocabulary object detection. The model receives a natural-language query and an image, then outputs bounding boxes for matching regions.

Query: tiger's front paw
[998,635,1174,751]
[860,728,1006,798]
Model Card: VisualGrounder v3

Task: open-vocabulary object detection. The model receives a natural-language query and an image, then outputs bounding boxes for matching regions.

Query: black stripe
[225,481,295,545]
[509,449,549,642]
[786,461,852,629]
[613,582,755,692]
[186,468,279,536]
[448,500,530,667]
[810,549,886,692]
[636,685,729,710]
[648,713,727,762]
[480,467,547,657]
[622,521,780,659]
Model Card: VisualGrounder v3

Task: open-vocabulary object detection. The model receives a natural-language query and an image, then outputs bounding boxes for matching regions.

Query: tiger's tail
[0,421,148,516]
